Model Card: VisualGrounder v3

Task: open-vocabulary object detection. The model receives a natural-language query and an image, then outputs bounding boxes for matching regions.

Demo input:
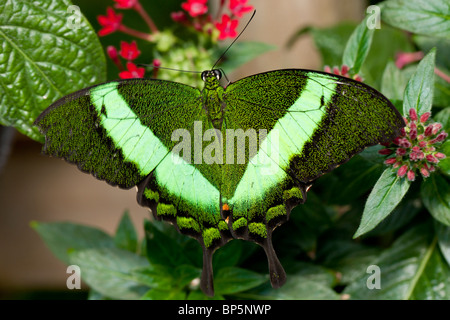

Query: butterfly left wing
[222,69,405,287]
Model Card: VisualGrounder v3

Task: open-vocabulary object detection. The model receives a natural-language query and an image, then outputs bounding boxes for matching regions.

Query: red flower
[215,14,238,40]
[97,7,123,36]
[119,41,141,60]
[114,0,138,9]
[171,11,188,23]
[229,0,253,18]
[119,62,145,79]
[181,0,208,17]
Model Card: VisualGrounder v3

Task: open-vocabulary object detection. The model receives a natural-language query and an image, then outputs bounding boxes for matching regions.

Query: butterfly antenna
[211,10,256,70]
[136,64,202,74]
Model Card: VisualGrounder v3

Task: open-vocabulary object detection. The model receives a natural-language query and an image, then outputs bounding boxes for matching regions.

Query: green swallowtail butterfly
[34,68,404,296]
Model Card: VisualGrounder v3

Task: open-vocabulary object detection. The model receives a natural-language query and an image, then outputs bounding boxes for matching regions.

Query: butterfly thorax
[201,70,225,129]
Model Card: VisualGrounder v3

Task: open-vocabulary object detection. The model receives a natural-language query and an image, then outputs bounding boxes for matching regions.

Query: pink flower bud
[396,148,407,156]
[171,11,188,22]
[397,165,408,177]
[393,161,402,168]
[407,170,416,181]
[106,45,118,60]
[400,128,406,137]
[409,108,418,121]
[410,129,417,140]
[384,158,397,165]
[393,137,401,145]
[426,154,439,163]
[420,112,431,123]
[420,167,430,178]
[399,139,412,148]
[353,75,363,82]
[432,123,442,135]
[425,125,433,137]
[409,152,418,161]
[417,134,424,141]
[341,65,349,75]
[435,131,448,142]
[379,148,393,155]
[435,152,446,159]
[419,140,427,148]
[324,65,331,73]
[152,58,161,67]
[332,66,340,75]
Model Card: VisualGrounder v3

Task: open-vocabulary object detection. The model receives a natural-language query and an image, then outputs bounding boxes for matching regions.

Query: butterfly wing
[35,79,200,186]
[222,69,404,286]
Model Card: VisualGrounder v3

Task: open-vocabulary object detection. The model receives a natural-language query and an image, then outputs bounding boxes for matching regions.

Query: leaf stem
[435,68,450,83]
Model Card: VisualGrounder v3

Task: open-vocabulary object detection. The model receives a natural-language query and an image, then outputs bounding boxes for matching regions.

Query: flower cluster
[379,108,448,181]
[172,0,254,40]
[324,65,363,82]
[97,0,253,80]
[106,41,146,79]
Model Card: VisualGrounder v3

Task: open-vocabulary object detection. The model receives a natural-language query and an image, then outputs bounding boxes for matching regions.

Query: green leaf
[309,23,356,67]
[381,62,416,101]
[290,191,333,252]
[354,169,411,238]
[381,0,450,38]
[141,288,186,300]
[213,267,267,295]
[144,219,194,267]
[421,174,450,226]
[438,140,450,177]
[239,276,340,300]
[345,223,450,299]
[413,35,450,70]
[31,221,115,264]
[403,48,436,115]
[434,107,450,132]
[69,247,149,300]
[283,261,338,288]
[328,153,385,205]
[435,221,450,266]
[114,211,138,252]
[0,0,106,142]
[131,264,200,289]
[342,16,374,74]
[219,41,276,74]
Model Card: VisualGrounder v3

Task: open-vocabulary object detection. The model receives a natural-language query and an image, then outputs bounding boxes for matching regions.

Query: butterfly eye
[213,69,222,80]
[201,71,208,82]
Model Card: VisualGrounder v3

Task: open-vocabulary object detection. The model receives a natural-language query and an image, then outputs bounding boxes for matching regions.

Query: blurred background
[0,0,370,298]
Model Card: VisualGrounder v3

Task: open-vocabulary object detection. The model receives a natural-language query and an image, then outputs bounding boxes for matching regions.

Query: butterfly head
[201,69,222,89]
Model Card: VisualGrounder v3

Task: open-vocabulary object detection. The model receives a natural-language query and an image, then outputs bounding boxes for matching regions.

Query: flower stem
[435,68,450,83]
[134,2,159,34]
[118,24,153,41]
